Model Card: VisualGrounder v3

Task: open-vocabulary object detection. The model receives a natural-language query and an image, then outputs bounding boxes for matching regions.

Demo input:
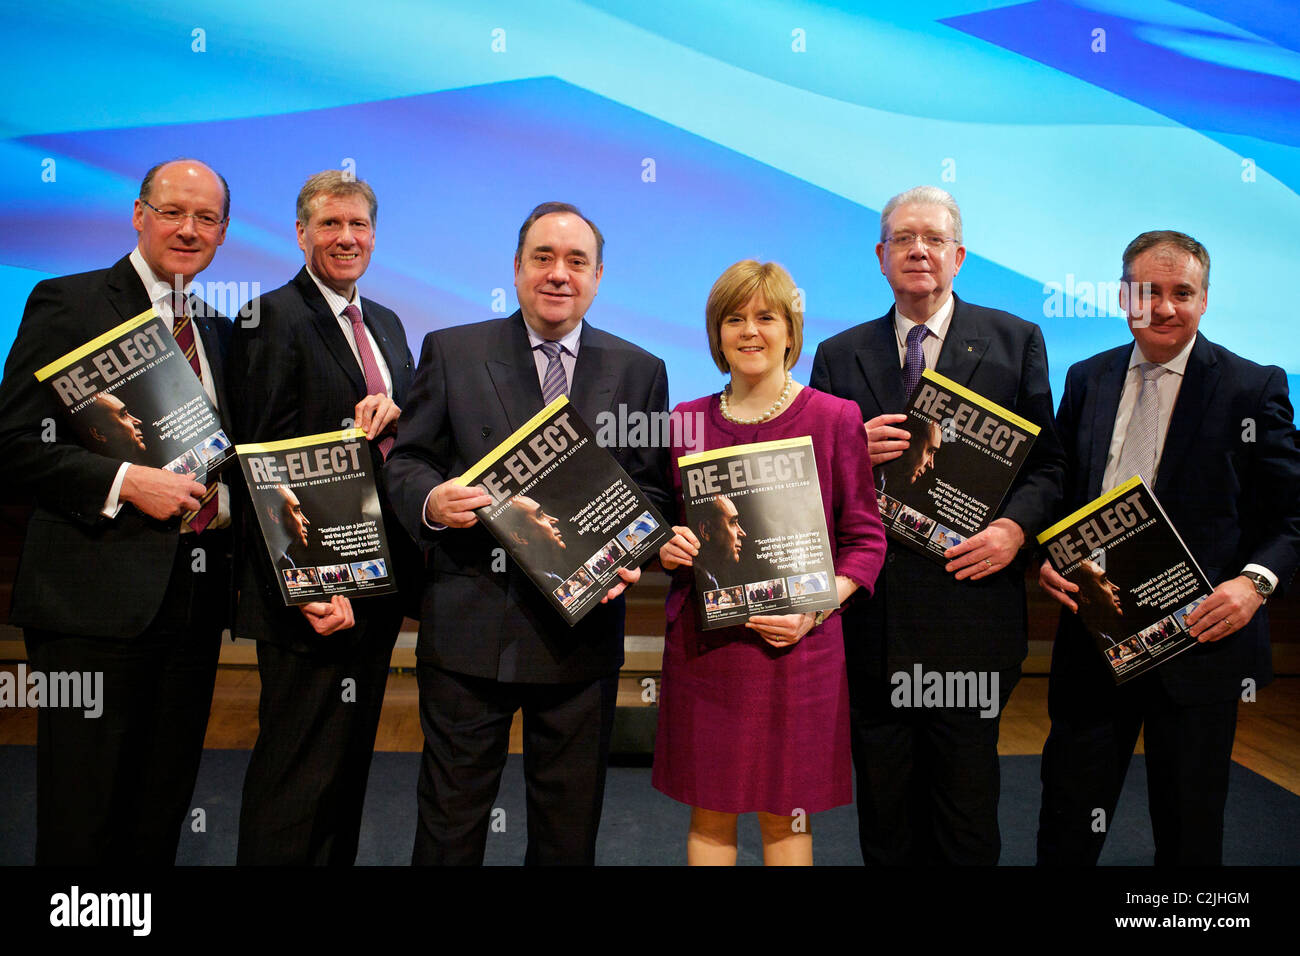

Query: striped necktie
[1114,361,1167,489]
[171,293,219,533]
[539,340,569,403]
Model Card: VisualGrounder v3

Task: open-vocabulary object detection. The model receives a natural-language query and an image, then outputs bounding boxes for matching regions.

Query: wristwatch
[1241,571,1274,603]
[812,608,833,628]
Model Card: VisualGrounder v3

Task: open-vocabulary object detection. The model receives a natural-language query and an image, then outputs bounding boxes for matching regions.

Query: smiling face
[1120,244,1208,364]
[132,160,228,287]
[514,213,603,339]
[719,292,790,383]
[876,202,965,317]
[297,193,375,298]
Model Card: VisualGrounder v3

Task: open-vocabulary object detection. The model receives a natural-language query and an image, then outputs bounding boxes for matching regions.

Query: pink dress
[651,387,886,814]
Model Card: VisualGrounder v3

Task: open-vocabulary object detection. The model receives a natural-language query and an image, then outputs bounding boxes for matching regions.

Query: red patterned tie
[342,304,394,458]
[172,293,219,533]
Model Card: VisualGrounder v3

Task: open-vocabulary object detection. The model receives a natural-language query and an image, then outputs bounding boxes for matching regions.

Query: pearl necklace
[720,372,794,424]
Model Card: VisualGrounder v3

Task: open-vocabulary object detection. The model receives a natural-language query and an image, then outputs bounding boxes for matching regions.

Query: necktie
[539,340,568,403]
[1115,362,1166,488]
[902,323,930,398]
[342,304,394,459]
[170,293,219,532]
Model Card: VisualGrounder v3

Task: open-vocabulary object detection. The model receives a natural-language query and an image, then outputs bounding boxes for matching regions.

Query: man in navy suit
[0,159,235,863]
[385,201,671,865]
[231,170,417,865]
[811,185,1065,865]
[1037,230,1300,865]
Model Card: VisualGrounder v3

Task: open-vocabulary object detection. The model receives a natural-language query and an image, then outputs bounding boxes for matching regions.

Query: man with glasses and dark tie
[811,185,1066,865]
[385,201,671,865]
[1036,230,1300,865]
[0,158,236,863]
[230,170,418,865]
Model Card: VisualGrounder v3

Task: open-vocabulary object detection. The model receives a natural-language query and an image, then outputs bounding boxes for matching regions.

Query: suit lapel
[1086,349,1132,500]
[570,324,618,427]
[1154,335,1219,500]
[104,255,153,328]
[485,313,544,432]
[934,295,990,389]
[188,299,233,421]
[853,313,907,412]
[292,268,367,398]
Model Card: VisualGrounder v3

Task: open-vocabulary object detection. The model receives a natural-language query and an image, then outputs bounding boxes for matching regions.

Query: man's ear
[88,426,107,444]
[508,530,527,549]
[267,505,280,525]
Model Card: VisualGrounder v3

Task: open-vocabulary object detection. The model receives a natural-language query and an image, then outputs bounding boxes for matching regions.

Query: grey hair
[879,185,963,244]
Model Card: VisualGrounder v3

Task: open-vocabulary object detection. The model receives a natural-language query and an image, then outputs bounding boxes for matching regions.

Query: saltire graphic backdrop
[2,0,1296,401]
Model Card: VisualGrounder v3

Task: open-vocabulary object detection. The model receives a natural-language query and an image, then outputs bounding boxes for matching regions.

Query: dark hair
[1121,230,1210,288]
[139,159,230,221]
[515,202,604,265]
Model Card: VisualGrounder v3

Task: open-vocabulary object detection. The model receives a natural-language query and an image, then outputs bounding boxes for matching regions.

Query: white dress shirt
[306,267,393,395]
[1102,334,1276,589]
[893,293,954,371]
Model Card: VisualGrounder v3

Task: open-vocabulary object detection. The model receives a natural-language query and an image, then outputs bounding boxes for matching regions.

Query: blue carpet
[1,747,1296,865]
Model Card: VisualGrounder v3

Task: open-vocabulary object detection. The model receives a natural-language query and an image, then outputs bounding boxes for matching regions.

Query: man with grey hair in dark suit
[811,185,1066,865]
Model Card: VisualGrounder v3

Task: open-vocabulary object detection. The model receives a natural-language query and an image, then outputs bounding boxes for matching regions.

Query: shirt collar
[130,246,197,308]
[1129,333,1196,377]
[526,319,583,357]
[893,293,954,346]
[306,265,360,320]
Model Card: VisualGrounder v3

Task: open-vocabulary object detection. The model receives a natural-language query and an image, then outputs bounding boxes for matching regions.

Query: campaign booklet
[678,436,839,630]
[34,307,235,482]
[237,428,397,607]
[458,395,671,626]
[877,369,1039,564]
[1037,475,1212,684]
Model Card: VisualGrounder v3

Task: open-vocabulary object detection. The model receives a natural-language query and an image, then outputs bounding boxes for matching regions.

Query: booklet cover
[34,307,235,481]
[678,436,839,630]
[458,395,671,626]
[876,369,1039,563]
[237,428,397,606]
[1037,475,1213,684]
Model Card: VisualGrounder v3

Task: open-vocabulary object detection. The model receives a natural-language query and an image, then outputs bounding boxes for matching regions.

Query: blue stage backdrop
[2,1,1297,402]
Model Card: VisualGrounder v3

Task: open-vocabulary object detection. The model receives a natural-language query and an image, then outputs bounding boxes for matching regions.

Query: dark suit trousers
[412,663,618,866]
[848,665,1020,866]
[25,537,225,865]
[236,607,401,866]
[1037,671,1238,866]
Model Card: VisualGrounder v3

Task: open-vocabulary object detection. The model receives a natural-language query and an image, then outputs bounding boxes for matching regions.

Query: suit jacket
[385,311,672,683]
[0,255,234,638]
[230,267,418,649]
[1049,334,1300,705]
[810,294,1066,670]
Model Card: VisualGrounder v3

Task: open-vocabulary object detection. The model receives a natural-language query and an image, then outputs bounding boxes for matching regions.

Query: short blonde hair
[705,260,803,374]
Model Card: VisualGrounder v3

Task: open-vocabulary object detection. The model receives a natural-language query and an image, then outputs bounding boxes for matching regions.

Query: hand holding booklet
[1037,475,1213,684]
[876,369,1038,563]
[237,428,397,607]
[455,396,670,625]
[678,436,839,630]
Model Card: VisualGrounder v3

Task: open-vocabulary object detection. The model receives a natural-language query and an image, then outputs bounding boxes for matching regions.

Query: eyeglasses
[885,232,958,251]
[141,199,226,231]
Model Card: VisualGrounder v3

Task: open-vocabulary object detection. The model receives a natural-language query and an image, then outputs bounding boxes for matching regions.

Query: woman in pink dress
[652,260,886,865]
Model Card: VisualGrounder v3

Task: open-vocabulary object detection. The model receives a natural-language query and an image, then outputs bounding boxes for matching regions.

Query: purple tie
[342,304,393,458]
[902,323,930,398]
[539,340,569,403]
